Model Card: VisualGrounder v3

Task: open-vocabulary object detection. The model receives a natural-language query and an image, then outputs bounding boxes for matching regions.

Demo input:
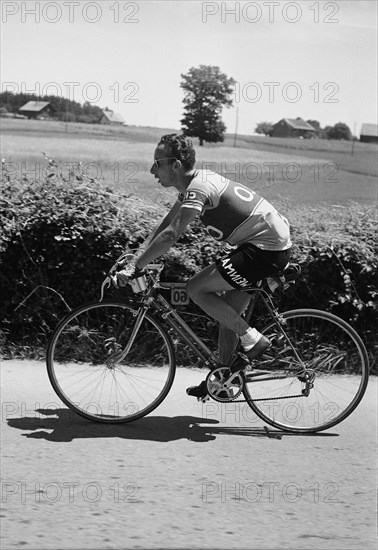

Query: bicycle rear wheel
[243,309,369,432]
[46,301,176,423]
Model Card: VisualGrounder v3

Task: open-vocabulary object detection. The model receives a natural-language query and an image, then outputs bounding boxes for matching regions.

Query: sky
[1,0,377,135]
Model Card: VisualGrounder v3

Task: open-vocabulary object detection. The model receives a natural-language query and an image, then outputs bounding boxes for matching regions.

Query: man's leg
[218,290,251,365]
[186,264,251,336]
[187,263,267,361]
[186,263,269,398]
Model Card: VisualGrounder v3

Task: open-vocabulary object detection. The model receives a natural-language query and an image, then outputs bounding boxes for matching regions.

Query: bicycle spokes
[243,310,369,432]
[47,302,176,423]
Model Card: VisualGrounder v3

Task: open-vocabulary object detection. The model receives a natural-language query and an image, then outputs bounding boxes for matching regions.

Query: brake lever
[100,259,137,301]
[100,252,134,301]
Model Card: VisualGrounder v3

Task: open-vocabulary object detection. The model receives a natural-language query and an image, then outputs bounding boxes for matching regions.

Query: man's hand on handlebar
[110,253,137,289]
[106,251,164,292]
[112,266,136,288]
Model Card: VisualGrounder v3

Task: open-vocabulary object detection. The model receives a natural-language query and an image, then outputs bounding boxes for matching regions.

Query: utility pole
[351,122,356,156]
[233,106,239,147]
[65,98,68,133]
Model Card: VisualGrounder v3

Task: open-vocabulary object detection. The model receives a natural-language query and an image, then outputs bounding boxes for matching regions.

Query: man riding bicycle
[115,134,292,399]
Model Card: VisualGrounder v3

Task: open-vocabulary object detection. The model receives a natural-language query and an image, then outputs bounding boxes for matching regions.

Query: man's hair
[158,134,196,171]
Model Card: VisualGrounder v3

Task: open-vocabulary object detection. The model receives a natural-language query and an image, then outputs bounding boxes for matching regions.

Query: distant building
[360,123,378,143]
[99,109,125,125]
[271,118,317,138]
[19,101,56,119]
[1,107,26,119]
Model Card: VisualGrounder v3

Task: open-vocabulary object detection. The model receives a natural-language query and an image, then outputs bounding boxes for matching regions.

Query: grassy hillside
[1,118,377,207]
[227,133,378,179]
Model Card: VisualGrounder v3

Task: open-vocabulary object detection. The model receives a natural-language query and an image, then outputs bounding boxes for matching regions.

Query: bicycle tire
[46,301,176,423]
[242,309,369,433]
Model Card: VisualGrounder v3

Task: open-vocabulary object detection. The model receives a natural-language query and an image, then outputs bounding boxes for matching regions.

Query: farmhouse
[0,106,10,117]
[19,101,56,120]
[360,123,378,143]
[272,118,317,138]
[99,109,125,125]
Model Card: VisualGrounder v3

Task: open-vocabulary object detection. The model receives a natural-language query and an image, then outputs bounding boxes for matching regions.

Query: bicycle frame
[101,256,304,371]
[113,275,304,373]
[152,292,218,367]
[150,285,312,397]
[243,289,305,369]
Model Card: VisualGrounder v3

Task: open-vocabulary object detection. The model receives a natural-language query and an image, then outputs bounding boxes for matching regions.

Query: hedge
[1,168,377,371]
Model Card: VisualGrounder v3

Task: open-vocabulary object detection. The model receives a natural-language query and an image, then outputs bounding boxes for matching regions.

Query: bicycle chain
[242,393,306,402]
[221,392,306,403]
[208,392,306,404]
[210,374,306,403]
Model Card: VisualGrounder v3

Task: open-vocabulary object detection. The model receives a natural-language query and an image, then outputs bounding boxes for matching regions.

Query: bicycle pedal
[198,395,210,403]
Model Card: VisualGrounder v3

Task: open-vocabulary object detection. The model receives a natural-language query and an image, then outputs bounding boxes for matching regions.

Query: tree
[255,122,274,136]
[307,119,322,135]
[321,125,333,139]
[327,122,352,141]
[180,65,235,146]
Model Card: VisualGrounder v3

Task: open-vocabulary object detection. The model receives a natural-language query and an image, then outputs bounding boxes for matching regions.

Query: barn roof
[101,109,125,123]
[360,123,378,137]
[19,101,52,112]
[283,118,316,131]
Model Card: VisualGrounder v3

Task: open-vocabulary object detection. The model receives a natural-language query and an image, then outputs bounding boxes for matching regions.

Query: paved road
[1,360,377,550]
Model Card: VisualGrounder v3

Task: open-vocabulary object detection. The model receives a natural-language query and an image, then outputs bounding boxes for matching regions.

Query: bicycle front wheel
[243,309,369,432]
[46,301,176,423]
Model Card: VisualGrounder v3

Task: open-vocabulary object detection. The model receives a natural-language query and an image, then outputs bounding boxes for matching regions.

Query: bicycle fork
[107,306,149,364]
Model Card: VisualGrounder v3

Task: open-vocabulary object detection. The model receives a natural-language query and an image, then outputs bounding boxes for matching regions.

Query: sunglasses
[152,157,178,170]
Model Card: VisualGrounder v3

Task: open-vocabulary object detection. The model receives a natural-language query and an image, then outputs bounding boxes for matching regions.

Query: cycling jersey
[177,170,291,251]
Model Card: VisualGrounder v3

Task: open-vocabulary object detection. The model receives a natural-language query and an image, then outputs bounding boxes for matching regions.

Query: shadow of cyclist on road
[6,408,338,443]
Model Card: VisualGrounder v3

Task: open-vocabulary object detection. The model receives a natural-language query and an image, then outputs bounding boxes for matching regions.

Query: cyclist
[116,134,292,399]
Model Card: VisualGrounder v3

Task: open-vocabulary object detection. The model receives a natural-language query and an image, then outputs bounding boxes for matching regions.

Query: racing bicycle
[46,255,370,432]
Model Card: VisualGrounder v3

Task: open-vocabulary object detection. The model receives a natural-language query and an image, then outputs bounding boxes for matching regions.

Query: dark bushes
[1,172,377,370]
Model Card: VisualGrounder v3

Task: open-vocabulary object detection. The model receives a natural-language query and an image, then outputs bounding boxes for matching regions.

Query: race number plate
[170,284,189,306]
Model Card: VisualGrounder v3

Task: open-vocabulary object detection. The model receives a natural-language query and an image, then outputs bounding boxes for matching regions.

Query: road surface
[1,360,377,550]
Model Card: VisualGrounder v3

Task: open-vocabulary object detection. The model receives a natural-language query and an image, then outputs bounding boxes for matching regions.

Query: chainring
[205,367,244,402]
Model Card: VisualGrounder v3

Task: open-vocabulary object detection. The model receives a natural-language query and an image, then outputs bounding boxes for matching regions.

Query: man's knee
[186,277,202,301]
[187,264,229,302]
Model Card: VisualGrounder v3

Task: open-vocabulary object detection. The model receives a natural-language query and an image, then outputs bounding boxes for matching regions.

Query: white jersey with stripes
[177,170,291,251]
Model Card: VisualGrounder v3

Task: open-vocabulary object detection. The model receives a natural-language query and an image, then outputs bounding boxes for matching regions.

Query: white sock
[240,328,263,352]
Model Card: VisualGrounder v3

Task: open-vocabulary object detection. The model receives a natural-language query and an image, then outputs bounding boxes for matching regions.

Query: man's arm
[134,200,182,259]
[135,205,198,270]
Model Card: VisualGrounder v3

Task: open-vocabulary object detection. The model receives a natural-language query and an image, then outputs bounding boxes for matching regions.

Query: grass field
[1,118,377,207]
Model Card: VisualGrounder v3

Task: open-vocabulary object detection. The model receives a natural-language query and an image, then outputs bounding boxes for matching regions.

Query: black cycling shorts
[216,243,291,290]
